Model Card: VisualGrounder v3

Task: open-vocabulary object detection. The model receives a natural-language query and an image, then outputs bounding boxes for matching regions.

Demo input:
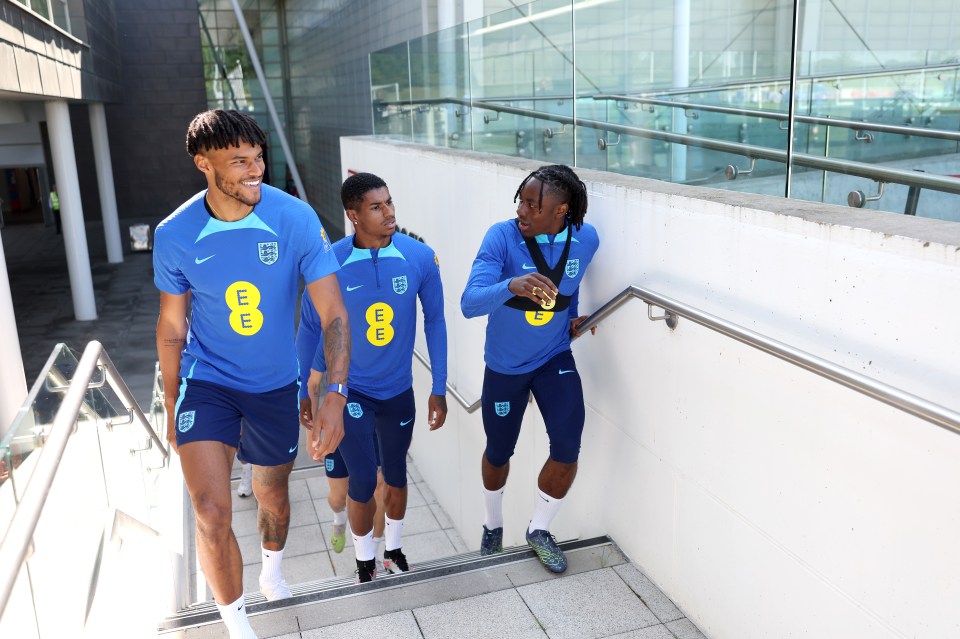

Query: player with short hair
[155,109,350,639]
[298,172,447,583]
[461,164,599,574]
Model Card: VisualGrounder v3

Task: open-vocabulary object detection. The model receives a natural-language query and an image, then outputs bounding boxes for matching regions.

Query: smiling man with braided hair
[461,164,599,573]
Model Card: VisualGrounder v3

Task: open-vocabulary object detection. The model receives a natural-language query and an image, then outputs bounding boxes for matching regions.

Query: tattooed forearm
[322,316,350,385]
[161,337,186,347]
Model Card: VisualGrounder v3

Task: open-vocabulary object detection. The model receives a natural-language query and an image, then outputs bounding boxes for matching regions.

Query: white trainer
[259,577,291,601]
[237,463,253,498]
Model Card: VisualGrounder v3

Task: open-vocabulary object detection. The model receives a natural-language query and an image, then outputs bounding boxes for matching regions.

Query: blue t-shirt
[154,184,338,393]
[461,219,599,374]
[296,232,447,400]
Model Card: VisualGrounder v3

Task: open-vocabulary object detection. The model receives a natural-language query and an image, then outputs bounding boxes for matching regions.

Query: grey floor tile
[445,527,470,553]
[301,610,422,638]
[427,502,454,529]
[614,564,684,623]
[518,568,659,639]
[400,504,442,535]
[304,474,332,500]
[665,619,708,639]
[417,481,438,504]
[328,545,360,577]
[397,529,457,565]
[263,634,301,639]
[414,588,547,639]
[405,483,426,508]
[605,625,677,639]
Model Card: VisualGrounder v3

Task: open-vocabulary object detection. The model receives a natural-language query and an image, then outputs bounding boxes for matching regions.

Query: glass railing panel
[408,23,471,149]
[371,41,413,140]
[0,345,86,522]
[468,0,574,156]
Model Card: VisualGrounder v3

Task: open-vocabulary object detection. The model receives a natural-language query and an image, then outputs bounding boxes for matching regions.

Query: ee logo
[366,302,395,346]
[225,281,263,335]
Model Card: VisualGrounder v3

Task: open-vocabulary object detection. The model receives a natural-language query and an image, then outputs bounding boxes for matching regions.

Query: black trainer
[355,558,376,583]
[383,548,411,573]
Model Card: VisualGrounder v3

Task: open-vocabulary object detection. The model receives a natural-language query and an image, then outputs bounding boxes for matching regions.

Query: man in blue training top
[461,164,599,574]
[298,172,447,583]
[154,110,350,639]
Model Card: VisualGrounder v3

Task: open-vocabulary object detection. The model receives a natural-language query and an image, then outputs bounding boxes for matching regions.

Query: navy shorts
[337,387,415,503]
[481,350,585,467]
[174,378,300,467]
[324,439,381,479]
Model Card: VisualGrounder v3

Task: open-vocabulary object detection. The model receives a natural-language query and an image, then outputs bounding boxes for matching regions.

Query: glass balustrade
[0,344,168,638]
[369,0,960,222]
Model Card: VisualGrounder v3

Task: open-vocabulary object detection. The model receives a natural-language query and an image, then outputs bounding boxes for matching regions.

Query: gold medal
[541,297,556,310]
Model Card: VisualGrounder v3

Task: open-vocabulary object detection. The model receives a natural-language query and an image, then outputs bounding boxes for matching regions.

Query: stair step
[157,535,612,633]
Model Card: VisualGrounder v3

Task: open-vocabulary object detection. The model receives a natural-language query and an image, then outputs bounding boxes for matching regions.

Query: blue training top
[154,184,339,393]
[461,219,599,375]
[297,232,447,401]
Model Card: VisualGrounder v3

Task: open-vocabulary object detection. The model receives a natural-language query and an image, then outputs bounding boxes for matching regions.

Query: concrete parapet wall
[341,136,960,639]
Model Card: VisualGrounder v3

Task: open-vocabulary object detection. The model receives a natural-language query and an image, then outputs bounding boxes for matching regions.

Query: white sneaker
[237,463,253,498]
[259,577,291,601]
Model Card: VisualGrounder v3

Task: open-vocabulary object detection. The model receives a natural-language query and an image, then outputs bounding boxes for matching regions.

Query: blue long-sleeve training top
[297,232,447,400]
[461,219,599,375]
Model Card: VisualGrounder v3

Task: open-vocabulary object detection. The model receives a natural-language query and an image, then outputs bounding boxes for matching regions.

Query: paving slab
[614,563,685,623]
[414,588,547,639]
[301,610,422,638]
[517,568,660,639]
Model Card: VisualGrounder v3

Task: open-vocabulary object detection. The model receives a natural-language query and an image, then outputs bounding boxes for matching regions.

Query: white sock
[216,594,258,639]
[331,509,347,526]
[373,536,384,558]
[384,516,404,551]
[528,489,564,533]
[352,530,376,561]
[260,546,285,586]
[483,486,505,529]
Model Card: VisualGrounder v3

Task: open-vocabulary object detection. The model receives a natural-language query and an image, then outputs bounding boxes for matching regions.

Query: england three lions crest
[565,259,580,278]
[258,242,279,265]
[494,402,510,417]
[392,275,408,294]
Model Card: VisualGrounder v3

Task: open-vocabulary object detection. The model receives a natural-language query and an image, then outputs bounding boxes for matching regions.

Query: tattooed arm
[305,274,350,458]
[156,291,189,452]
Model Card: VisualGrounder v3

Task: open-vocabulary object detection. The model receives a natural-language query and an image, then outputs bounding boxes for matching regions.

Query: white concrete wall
[341,136,960,639]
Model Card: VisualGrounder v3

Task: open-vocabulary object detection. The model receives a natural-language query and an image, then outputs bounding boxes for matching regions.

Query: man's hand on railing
[570,315,596,338]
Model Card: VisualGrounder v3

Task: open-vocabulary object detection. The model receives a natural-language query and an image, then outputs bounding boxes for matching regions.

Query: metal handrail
[413,286,959,436]
[412,349,481,413]
[0,341,167,617]
[381,97,960,196]
[577,286,960,435]
[593,94,960,142]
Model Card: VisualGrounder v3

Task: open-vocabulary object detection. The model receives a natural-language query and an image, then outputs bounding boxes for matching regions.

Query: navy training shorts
[174,378,300,467]
[481,349,585,467]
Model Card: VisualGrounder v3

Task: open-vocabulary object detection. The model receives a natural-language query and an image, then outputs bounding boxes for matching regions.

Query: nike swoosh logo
[559,369,575,375]
[346,284,364,292]
[400,418,413,426]
[289,444,298,454]
[521,263,537,270]
[195,255,215,264]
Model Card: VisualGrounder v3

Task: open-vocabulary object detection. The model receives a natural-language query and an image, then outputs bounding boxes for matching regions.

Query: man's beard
[214,172,261,207]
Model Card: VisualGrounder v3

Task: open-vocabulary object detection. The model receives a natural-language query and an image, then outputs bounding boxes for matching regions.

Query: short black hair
[513,164,589,229]
[185,109,267,157]
[341,172,387,211]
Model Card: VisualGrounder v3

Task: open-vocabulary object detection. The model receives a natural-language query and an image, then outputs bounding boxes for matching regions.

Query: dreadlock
[513,164,588,230]
[185,109,267,157]
[341,172,387,211]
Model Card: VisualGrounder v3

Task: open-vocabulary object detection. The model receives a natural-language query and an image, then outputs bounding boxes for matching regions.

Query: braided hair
[186,109,267,156]
[341,172,387,211]
[513,164,589,230]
